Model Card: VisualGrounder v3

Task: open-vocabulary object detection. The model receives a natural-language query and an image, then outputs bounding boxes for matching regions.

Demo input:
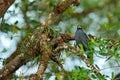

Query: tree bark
[0,0,79,79]
[0,0,15,18]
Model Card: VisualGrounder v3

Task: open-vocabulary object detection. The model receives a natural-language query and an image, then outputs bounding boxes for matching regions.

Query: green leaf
[60,59,65,63]
[111,72,114,80]
[91,38,97,45]
[1,48,7,53]
[95,64,100,69]
[104,23,109,30]
[14,21,18,25]
[23,29,30,34]
[78,44,84,53]
[91,74,97,79]
[56,74,61,80]
[72,67,91,80]
[29,20,39,27]
[99,52,107,56]
[65,50,70,57]
[105,56,112,62]
[13,26,19,33]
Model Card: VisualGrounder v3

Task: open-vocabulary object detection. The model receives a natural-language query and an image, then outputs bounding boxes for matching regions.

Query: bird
[75,25,90,51]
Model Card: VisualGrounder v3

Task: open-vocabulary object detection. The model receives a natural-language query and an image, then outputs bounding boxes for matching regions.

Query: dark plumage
[75,25,90,50]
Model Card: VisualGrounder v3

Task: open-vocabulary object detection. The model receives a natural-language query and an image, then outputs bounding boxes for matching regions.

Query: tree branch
[54,43,102,77]
[0,0,79,79]
[0,0,15,18]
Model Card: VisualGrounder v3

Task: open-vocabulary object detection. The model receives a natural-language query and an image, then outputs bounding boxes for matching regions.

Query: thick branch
[41,0,79,27]
[0,0,79,79]
[0,0,15,18]
[36,34,51,79]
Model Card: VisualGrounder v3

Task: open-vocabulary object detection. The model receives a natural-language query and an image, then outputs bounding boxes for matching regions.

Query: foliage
[0,0,120,80]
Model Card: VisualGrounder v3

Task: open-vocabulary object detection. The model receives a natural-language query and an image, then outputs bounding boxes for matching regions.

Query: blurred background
[0,0,120,79]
